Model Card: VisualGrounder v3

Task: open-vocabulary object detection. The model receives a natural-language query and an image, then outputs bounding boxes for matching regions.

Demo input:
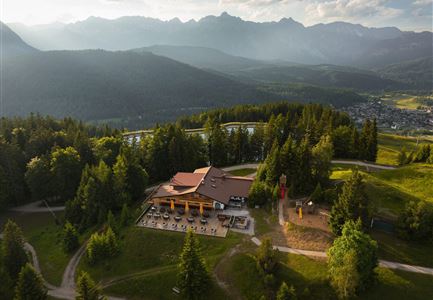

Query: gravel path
[251,236,433,275]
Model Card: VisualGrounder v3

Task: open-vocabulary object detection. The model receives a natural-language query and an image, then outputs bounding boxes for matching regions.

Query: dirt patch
[264,222,333,252]
[287,207,331,233]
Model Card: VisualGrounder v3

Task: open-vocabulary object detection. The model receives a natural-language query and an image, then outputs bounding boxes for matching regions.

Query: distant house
[150,166,253,210]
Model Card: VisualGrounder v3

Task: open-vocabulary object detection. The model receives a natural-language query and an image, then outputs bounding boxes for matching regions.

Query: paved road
[251,237,433,275]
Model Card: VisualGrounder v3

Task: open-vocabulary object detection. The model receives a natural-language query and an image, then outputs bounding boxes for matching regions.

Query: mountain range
[9,12,432,68]
[1,17,431,128]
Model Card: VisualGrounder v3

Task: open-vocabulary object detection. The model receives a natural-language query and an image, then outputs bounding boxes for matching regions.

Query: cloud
[413,0,433,6]
[305,0,403,25]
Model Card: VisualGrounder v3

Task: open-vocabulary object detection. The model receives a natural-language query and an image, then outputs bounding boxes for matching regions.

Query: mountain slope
[376,57,433,90]
[133,45,270,72]
[233,64,409,91]
[0,22,37,58]
[1,50,274,124]
[8,13,432,67]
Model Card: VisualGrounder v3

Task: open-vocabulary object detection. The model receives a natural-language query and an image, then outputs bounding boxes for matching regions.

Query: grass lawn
[78,226,242,282]
[223,250,433,300]
[0,211,70,286]
[250,208,279,236]
[229,168,257,176]
[104,267,229,300]
[372,231,433,268]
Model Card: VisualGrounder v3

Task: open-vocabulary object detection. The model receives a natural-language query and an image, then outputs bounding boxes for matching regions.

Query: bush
[86,227,119,264]
[397,201,433,243]
[63,222,79,253]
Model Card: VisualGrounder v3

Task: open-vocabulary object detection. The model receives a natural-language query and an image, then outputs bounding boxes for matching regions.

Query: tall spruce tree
[177,229,210,300]
[329,169,370,235]
[265,140,281,186]
[1,220,28,280]
[14,263,47,300]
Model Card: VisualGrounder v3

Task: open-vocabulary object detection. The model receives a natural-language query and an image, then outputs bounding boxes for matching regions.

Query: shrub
[63,222,79,253]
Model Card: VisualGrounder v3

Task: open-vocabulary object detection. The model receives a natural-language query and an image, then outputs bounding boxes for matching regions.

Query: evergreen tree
[177,229,210,300]
[311,135,334,186]
[296,136,312,193]
[359,120,371,160]
[280,136,297,185]
[75,271,103,300]
[249,124,265,161]
[350,126,359,159]
[310,183,323,204]
[50,146,82,201]
[106,211,118,234]
[63,222,79,253]
[255,238,278,275]
[119,203,130,227]
[265,140,281,186]
[14,263,47,300]
[248,180,271,207]
[368,119,378,162]
[397,147,408,166]
[276,282,297,300]
[205,120,228,167]
[329,169,370,235]
[328,220,378,297]
[1,220,28,280]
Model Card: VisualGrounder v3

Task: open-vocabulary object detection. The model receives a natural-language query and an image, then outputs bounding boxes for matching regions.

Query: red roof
[152,166,253,205]
[170,172,205,187]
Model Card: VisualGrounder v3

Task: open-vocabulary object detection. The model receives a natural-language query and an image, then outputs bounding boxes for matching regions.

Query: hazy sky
[2,0,432,31]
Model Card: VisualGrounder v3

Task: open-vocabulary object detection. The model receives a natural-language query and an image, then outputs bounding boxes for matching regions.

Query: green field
[78,226,242,282]
[104,268,228,300]
[377,133,433,166]
[229,168,257,176]
[381,94,432,110]
[223,250,433,300]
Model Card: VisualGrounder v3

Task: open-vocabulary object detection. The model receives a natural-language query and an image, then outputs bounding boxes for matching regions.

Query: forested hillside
[2,50,273,124]
[376,57,433,91]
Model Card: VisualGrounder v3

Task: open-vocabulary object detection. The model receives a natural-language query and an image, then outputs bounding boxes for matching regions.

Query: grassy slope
[331,164,433,215]
[225,251,433,300]
[0,212,70,286]
[377,133,433,166]
[78,226,242,282]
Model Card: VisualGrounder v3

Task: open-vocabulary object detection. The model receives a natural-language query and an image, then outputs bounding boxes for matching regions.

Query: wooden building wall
[152,192,214,209]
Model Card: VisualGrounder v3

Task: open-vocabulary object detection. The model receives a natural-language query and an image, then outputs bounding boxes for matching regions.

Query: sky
[1,0,432,31]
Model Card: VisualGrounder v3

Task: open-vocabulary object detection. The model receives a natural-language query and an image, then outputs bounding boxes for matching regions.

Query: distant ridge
[8,13,432,67]
[0,22,37,58]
